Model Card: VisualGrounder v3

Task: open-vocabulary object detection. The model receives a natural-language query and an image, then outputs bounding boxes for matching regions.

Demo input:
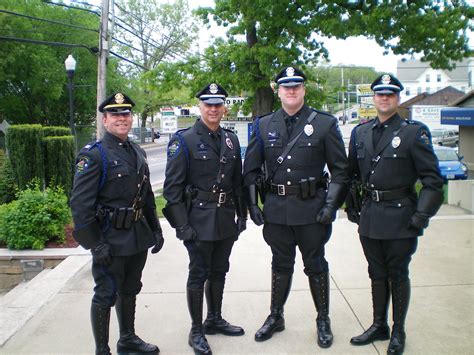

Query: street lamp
[65,54,76,137]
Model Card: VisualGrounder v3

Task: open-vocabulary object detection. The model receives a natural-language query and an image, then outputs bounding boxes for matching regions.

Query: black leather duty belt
[194,190,233,203]
[268,183,301,196]
[364,187,414,202]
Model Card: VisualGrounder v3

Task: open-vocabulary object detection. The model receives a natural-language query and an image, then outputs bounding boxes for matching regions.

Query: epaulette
[82,140,101,152]
[355,120,372,128]
[222,127,235,134]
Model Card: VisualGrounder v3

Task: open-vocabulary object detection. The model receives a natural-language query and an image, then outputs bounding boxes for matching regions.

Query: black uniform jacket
[243,105,349,225]
[70,132,159,256]
[348,114,444,239]
[163,119,244,241]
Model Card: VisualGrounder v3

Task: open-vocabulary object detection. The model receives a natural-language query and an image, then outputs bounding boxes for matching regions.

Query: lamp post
[65,54,76,137]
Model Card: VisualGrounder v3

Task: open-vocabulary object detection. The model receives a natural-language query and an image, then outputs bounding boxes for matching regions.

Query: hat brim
[374,89,399,94]
[201,98,225,105]
[279,81,304,87]
[105,108,132,113]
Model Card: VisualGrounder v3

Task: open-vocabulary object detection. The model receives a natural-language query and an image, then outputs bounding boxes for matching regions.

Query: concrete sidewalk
[0,205,473,354]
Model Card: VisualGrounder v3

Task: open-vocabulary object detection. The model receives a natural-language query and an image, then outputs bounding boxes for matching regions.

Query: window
[426,87,431,94]
[417,87,422,94]
[405,88,411,96]
[426,74,430,82]
[437,74,441,82]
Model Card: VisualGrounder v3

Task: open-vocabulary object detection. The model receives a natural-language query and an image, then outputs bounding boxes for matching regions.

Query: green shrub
[0,181,71,250]
[0,150,16,204]
[43,136,75,196]
[42,126,71,137]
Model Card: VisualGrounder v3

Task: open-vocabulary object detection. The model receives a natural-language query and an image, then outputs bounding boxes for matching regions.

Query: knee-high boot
[309,272,333,348]
[203,280,244,336]
[115,294,159,354]
[350,279,390,345]
[187,288,212,355]
[254,272,292,342]
[91,303,111,355]
[387,279,410,355]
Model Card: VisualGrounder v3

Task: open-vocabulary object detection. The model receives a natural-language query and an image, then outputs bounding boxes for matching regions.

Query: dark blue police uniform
[243,67,349,348]
[162,83,246,355]
[70,92,162,355]
[346,74,444,354]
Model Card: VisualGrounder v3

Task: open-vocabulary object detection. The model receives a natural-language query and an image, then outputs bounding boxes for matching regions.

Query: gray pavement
[0,205,473,354]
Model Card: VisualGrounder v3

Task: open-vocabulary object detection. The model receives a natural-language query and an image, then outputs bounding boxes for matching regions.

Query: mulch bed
[0,224,79,249]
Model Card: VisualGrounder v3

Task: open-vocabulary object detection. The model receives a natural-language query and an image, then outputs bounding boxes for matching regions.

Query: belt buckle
[371,190,380,202]
[276,156,284,164]
[218,192,226,204]
[277,184,285,196]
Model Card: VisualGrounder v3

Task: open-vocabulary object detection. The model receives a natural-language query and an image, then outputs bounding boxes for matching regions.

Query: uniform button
[393,154,397,157]
[119,143,123,146]
[118,173,122,177]
[271,143,274,147]
[217,204,220,207]
[199,202,203,206]
[137,184,140,188]
[370,184,374,188]
[287,168,291,172]
[307,143,311,146]
[114,160,118,165]
[221,174,225,178]
[371,171,375,174]
[397,203,402,207]
[203,155,207,159]
[287,181,291,185]
[287,155,292,159]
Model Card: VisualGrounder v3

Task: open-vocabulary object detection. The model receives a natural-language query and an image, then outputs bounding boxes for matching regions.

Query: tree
[0,0,126,127]
[113,0,198,134]
[189,0,472,118]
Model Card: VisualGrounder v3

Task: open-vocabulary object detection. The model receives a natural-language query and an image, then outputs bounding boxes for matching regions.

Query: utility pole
[96,0,110,139]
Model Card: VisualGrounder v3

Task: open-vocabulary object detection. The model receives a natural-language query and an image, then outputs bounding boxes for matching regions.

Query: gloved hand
[248,205,264,226]
[236,217,247,235]
[409,212,430,230]
[345,207,360,225]
[316,205,337,225]
[151,231,164,254]
[91,242,112,266]
[176,224,197,241]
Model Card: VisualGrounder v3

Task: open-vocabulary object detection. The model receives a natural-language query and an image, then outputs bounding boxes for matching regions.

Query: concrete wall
[459,127,474,170]
[447,179,474,213]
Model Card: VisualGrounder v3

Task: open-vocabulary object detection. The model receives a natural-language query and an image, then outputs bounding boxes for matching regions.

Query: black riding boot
[351,279,390,345]
[187,288,212,355]
[115,295,159,354]
[254,272,292,342]
[309,272,333,348]
[91,303,111,355]
[203,280,244,336]
[387,280,410,355]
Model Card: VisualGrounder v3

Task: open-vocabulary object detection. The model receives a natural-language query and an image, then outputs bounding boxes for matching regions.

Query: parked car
[431,128,458,147]
[433,145,468,181]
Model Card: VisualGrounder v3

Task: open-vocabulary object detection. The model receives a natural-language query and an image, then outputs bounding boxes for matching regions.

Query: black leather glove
[248,205,264,226]
[151,231,164,254]
[409,212,430,230]
[236,217,247,235]
[316,205,337,225]
[345,207,360,225]
[176,224,197,241]
[91,242,112,266]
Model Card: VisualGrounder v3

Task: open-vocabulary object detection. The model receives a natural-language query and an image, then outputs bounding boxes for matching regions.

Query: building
[397,57,473,103]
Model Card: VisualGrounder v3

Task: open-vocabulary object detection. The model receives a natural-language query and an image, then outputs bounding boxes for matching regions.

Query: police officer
[162,83,247,355]
[243,67,349,348]
[346,74,444,354]
[70,93,163,355]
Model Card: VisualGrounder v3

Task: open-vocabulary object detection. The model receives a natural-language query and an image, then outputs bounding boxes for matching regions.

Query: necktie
[373,124,384,149]
[286,116,296,136]
[211,132,221,151]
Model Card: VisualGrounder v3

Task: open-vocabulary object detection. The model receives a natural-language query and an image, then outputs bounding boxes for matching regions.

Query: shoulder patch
[167,139,181,159]
[416,127,432,145]
[75,156,90,174]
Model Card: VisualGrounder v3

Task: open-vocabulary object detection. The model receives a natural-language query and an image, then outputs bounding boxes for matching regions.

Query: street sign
[160,115,178,134]
[358,107,377,118]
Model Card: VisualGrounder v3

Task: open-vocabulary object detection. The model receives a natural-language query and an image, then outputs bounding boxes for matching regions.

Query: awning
[441,108,474,127]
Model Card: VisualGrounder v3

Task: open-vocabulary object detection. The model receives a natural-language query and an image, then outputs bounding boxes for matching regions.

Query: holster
[299,178,309,199]
[184,185,196,212]
[346,181,362,214]
[255,173,266,204]
[72,221,101,250]
[162,203,189,229]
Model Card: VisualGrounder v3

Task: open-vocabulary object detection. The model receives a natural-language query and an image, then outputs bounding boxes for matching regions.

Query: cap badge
[304,124,314,136]
[286,67,295,77]
[114,93,125,104]
[209,83,218,94]
[381,74,391,85]
[392,136,401,148]
[226,137,234,149]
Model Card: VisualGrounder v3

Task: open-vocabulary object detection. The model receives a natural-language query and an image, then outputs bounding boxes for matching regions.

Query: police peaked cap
[196,83,228,105]
[98,92,135,113]
[371,74,404,94]
[275,66,306,87]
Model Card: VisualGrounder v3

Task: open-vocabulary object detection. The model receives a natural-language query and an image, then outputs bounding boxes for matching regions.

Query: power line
[42,1,100,16]
[0,9,98,33]
[109,50,147,70]
[0,35,98,54]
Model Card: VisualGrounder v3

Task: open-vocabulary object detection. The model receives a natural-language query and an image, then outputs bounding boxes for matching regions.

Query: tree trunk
[252,86,275,119]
